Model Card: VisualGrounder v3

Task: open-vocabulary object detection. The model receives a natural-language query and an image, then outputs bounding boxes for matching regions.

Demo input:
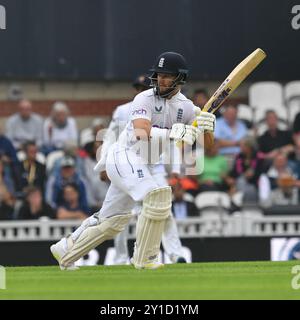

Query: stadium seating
[195,191,231,210]
[17,150,46,164]
[237,103,254,128]
[45,150,64,173]
[249,81,287,125]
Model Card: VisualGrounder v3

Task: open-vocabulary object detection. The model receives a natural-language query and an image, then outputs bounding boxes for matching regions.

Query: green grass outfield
[1,261,300,300]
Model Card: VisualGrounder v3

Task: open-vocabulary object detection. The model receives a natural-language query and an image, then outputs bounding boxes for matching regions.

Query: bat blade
[203,48,266,114]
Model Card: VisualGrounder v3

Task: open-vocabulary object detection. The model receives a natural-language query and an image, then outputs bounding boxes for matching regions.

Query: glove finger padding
[169,123,186,140]
[196,112,216,132]
[170,123,199,145]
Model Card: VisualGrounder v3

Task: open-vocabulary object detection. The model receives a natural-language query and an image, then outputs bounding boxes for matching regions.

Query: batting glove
[170,123,200,145]
[196,111,216,133]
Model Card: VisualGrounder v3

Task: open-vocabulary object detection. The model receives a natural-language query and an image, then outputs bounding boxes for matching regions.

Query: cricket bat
[192,48,267,126]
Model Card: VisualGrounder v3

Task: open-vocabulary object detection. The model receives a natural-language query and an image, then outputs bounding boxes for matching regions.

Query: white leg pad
[61,213,132,267]
[133,187,172,268]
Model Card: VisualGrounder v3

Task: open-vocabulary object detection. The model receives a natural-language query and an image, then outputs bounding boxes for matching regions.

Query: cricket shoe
[130,257,164,270]
[176,257,187,263]
[170,254,187,264]
[50,238,79,271]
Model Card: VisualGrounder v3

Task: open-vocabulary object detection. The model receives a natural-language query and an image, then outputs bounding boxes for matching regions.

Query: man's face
[266,112,278,130]
[224,106,237,124]
[61,166,75,179]
[18,100,32,120]
[54,111,67,125]
[157,73,177,95]
[194,93,208,108]
[274,154,287,169]
[26,145,37,161]
[63,186,78,203]
[27,191,42,209]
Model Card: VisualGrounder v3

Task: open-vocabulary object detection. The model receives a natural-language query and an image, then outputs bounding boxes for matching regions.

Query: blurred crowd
[0,99,109,221]
[1,87,300,221]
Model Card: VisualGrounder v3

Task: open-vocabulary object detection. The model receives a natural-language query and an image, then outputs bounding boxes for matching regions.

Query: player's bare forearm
[196,131,214,150]
[133,119,151,140]
[204,131,214,150]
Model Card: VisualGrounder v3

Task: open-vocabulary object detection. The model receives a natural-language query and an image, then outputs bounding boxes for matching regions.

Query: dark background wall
[0,238,271,266]
[0,0,299,80]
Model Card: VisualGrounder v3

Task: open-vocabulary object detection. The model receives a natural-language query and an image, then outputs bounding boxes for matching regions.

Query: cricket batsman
[97,74,188,265]
[51,51,215,270]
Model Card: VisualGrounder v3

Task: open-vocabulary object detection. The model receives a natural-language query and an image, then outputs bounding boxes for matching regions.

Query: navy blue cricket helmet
[149,51,188,98]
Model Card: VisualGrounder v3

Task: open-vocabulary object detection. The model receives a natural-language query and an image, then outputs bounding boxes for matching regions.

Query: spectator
[0,129,21,191]
[264,174,298,206]
[192,88,221,118]
[196,142,229,192]
[169,175,199,197]
[18,186,55,220]
[20,141,47,194]
[0,189,15,220]
[0,157,16,197]
[229,137,265,204]
[0,128,19,165]
[193,88,209,109]
[47,140,83,177]
[80,118,106,148]
[57,183,89,220]
[214,105,248,162]
[46,156,88,209]
[5,99,43,149]
[258,110,294,161]
[170,180,198,219]
[43,102,78,153]
[0,159,16,220]
[293,111,300,134]
[289,132,300,179]
[258,153,299,206]
[81,141,109,211]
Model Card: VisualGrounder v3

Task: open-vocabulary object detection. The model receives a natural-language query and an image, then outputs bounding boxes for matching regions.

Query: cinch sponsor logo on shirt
[132,108,147,116]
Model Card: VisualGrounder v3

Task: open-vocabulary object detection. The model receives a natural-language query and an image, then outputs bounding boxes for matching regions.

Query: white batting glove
[196,111,216,133]
[170,123,200,145]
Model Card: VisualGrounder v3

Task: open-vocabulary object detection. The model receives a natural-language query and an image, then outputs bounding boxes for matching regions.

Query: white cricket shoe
[50,238,79,271]
[170,254,187,264]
